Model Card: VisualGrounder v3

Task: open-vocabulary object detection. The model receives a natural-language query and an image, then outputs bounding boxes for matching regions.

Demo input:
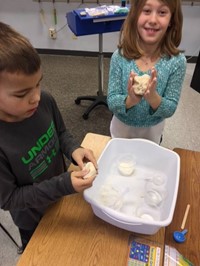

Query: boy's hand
[72,147,98,170]
[71,169,96,192]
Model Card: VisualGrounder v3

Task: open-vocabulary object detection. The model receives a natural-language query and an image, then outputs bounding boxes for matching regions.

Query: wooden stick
[181,204,190,230]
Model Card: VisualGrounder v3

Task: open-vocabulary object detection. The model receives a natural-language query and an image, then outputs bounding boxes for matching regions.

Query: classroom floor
[161,63,200,151]
[0,61,199,266]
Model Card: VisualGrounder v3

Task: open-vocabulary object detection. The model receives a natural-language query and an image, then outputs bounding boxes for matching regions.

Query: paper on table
[164,245,194,266]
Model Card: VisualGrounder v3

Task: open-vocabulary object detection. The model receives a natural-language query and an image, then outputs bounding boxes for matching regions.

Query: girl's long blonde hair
[118,0,183,59]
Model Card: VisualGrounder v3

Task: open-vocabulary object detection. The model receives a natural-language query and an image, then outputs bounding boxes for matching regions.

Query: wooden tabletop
[165,148,200,265]
[17,133,165,266]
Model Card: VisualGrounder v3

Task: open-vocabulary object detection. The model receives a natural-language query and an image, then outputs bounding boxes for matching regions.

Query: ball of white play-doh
[118,155,136,176]
[139,213,154,221]
[83,162,97,179]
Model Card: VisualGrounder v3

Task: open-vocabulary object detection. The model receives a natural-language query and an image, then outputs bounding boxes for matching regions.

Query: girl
[107,0,186,144]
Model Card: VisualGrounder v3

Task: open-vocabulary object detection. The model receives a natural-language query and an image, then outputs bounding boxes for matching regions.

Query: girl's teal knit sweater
[107,49,187,127]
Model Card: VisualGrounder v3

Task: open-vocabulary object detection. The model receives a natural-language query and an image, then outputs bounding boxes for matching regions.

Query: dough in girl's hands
[83,162,97,179]
[133,74,150,95]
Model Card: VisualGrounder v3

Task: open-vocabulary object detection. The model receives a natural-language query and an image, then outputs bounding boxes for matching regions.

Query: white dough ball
[83,162,97,179]
[118,155,136,176]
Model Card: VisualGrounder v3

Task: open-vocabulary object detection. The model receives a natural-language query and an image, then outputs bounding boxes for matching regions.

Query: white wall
[0,0,200,56]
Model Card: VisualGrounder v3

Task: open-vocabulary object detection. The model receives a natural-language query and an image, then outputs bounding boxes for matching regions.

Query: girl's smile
[144,27,160,36]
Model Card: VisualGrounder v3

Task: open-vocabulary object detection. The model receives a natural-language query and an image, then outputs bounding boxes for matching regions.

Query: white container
[84,138,180,235]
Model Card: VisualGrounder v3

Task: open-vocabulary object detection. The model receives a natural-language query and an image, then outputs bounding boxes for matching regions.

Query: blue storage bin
[66,9,127,36]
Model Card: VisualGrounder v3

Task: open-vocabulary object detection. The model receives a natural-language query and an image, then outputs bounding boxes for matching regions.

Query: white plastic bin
[84,138,180,235]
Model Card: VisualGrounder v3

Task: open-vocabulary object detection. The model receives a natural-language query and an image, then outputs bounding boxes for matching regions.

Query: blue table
[66,8,127,119]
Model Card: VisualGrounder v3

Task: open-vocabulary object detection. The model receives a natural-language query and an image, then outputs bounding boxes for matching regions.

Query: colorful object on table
[127,236,163,265]
[165,245,194,266]
[173,204,190,243]
[129,241,150,263]
[173,229,188,243]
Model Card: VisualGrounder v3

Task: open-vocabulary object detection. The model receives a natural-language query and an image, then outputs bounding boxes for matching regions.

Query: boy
[0,22,97,252]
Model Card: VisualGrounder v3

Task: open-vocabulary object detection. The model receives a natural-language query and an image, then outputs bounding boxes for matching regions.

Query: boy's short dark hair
[0,22,41,75]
